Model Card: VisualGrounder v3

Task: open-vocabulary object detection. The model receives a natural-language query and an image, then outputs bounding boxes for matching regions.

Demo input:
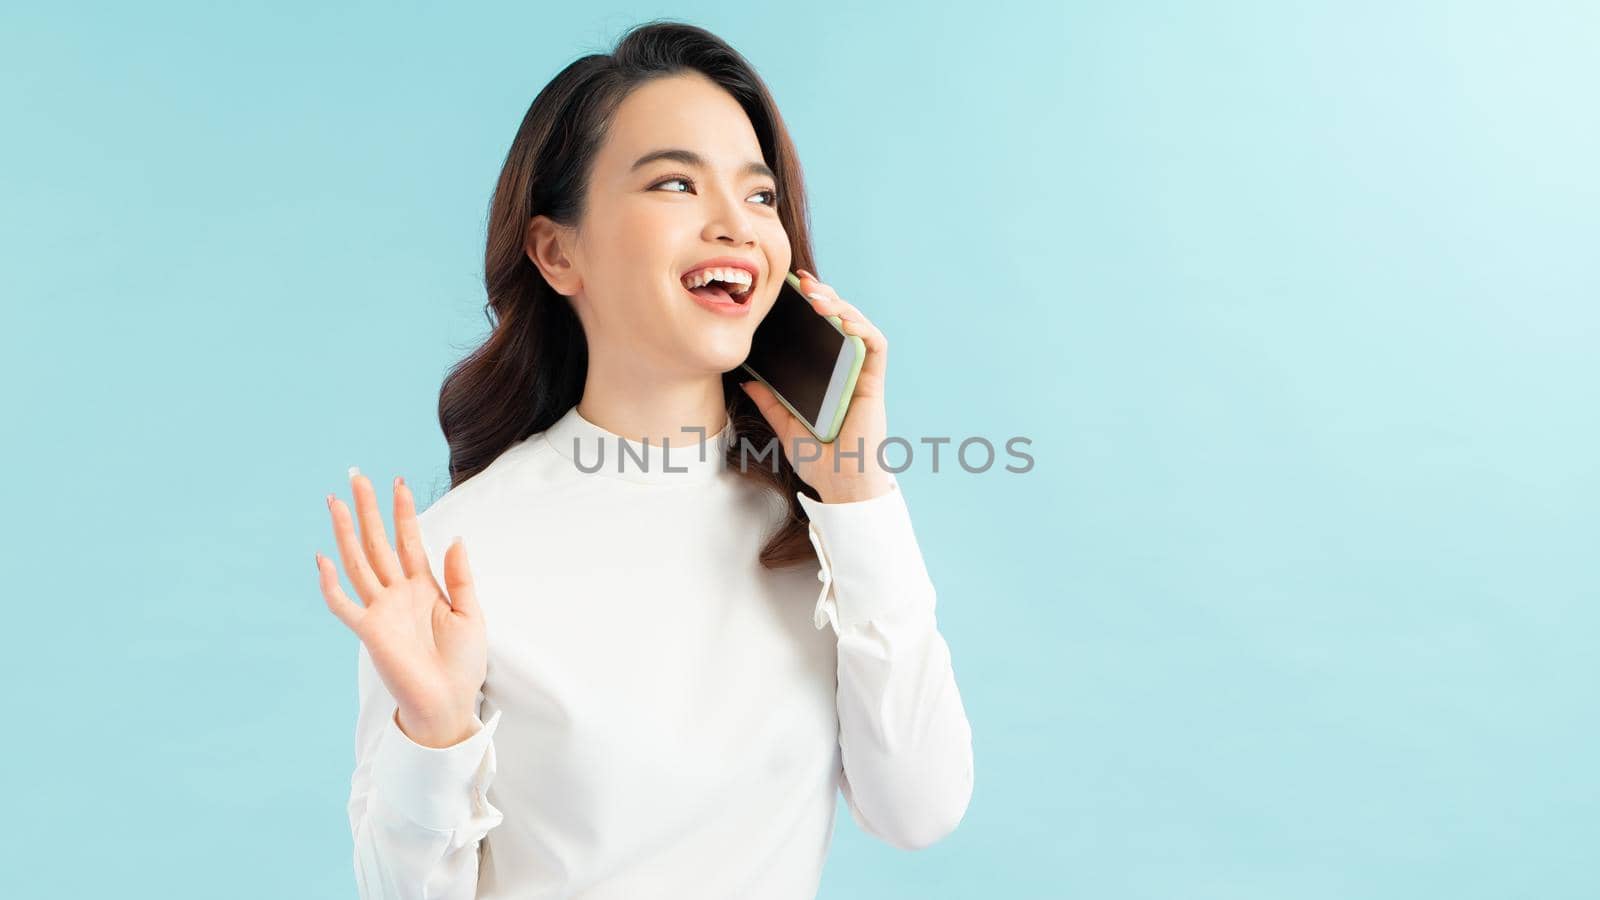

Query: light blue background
[2,2,1595,897]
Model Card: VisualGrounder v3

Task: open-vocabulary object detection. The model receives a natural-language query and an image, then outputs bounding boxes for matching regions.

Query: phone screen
[741,274,847,424]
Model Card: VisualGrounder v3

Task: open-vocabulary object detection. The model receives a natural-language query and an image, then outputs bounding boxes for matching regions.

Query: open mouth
[681,270,755,305]
[686,283,750,305]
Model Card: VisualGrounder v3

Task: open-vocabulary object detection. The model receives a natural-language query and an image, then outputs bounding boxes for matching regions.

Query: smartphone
[740,271,866,443]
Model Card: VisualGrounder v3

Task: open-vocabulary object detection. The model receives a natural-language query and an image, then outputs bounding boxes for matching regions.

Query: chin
[706,347,752,374]
[685,338,750,374]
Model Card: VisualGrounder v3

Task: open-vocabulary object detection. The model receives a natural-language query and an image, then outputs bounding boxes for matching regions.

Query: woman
[315,20,974,899]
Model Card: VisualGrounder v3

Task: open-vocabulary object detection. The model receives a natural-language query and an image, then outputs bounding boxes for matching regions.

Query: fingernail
[348,465,360,480]
[806,292,828,304]
[394,474,404,489]
[313,551,321,570]
[325,493,334,508]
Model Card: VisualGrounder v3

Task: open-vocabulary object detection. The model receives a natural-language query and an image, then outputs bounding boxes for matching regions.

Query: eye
[650,175,780,206]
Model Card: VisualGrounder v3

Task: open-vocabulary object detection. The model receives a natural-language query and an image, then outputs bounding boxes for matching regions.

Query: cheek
[764,223,792,273]
[624,204,684,239]
[595,212,684,309]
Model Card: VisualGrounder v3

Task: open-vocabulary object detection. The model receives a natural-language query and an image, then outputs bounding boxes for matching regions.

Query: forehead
[598,72,763,177]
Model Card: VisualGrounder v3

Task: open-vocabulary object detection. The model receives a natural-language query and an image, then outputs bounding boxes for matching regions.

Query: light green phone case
[740,271,866,444]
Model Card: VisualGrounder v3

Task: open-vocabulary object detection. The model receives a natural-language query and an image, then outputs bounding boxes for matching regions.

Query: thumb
[740,380,799,443]
[442,536,482,619]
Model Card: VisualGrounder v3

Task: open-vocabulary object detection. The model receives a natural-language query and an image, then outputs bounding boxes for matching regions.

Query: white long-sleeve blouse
[346,403,974,899]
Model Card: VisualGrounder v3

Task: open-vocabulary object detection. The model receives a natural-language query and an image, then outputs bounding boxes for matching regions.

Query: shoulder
[415,434,561,544]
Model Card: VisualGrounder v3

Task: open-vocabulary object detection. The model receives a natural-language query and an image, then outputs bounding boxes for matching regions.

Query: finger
[802,291,888,382]
[442,537,483,619]
[328,493,384,602]
[349,468,403,586]
[804,288,867,329]
[797,272,879,344]
[392,476,432,581]
[801,283,866,326]
[826,299,884,346]
[835,313,888,381]
[798,271,840,304]
[316,551,366,628]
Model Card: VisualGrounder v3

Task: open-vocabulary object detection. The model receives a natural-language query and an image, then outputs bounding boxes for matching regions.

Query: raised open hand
[316,468,487,748]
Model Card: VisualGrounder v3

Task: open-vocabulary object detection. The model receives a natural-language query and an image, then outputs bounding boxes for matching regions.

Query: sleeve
[795,474,976,851]
[347,639,504,899]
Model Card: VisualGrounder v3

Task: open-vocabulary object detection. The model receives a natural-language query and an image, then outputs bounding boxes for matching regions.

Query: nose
[702,188,758,246]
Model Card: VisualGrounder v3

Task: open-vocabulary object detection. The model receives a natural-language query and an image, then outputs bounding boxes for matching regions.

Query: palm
[354,571,486,722]
[317,471,489,729]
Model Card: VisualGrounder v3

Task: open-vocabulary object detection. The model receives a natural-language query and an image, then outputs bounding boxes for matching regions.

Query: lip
[680,256,761,293]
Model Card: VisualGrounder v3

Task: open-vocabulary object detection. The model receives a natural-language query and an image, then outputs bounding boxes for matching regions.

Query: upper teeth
[682,266,754,295]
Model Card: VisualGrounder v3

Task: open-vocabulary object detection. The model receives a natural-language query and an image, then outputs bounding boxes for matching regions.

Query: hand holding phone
[739,271,866,443]
[739,269,895,503]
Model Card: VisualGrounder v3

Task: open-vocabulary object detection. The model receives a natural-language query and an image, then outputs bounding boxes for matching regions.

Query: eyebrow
[630,147,775,182]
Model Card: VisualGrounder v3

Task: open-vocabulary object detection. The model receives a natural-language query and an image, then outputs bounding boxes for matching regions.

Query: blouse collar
[541,403,733,485]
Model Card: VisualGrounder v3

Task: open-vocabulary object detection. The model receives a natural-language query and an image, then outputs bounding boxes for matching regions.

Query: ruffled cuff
[371,707,503,831]
[796,475,937,634]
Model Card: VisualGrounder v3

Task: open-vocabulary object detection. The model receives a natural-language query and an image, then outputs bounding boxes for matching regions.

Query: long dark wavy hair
[437,20,822,569]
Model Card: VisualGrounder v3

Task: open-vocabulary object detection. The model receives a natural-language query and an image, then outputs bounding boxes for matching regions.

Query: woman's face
[543,71,791,380]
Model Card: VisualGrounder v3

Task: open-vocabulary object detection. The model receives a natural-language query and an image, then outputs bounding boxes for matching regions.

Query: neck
[576,354,730,449]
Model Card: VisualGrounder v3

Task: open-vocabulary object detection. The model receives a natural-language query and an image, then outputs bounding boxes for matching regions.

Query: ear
[525,215,581,297]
